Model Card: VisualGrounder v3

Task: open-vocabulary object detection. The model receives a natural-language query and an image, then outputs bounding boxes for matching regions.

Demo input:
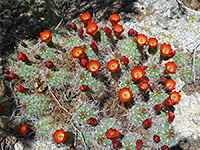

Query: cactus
[34,117,52,136]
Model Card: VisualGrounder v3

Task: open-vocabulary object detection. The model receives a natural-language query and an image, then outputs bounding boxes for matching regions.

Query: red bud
[34,54,40,59]
[17,52,28,62]
[153,135,161,143]
[154,104,163,110]
[128,28,134,36]
[4,76,8,80]
[139,66,148,70]
[134,31,138,36]
[168,111,175,123]
[135,139,143,150]
[70,23,77,30]
[160,75,167,83]
[78,26,84,38]
[120,56,129,66]
[149,83,155,90]
[3,69,9,74]
[112,140,119,148]
[169,51,176,58]
[87,117,97,126]
[142,118,152,128]
[79,58,88,67]
[21,42,27,47]
[45,61,54,69]
[18,84,27,93]
[90,41,98,50]
[104,26,112,36]
[8,73,17,79]
[66,24,71,30]
[80,85,89,92]
[161,145,170,150]
[164,99,174,107]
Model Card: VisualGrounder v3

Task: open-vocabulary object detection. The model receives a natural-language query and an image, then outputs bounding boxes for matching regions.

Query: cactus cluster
[1,12,198,149]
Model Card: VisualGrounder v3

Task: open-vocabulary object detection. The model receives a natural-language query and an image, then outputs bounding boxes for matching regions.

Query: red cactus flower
[79,58,88,67]
[120,56,129,66]
[45,61,54,69]
[86,22,98,36]
[142,118,152,128]
[118,87,133,102]
[3,69,9,74]
[154,104,163,110]
[162,145,170,150]
[138,78,149,91]
[104,26,112,36]
[105,128,119,140]
[17,52,28,62]
[8,73,17,79]
[136,34,147,46]
[40,30,52,43]
[72,46,84,58]
[80,13,92,24]
[112,24,124,37]
[153,135,161,143]
[70,22,77,30]
[90,41,98,50]
[107,59,120,73]
[18,123,29,135]
[78,26,84,38]
[148,38,158,49]
[34,54,40,59]
[160,43,175,58]
[128,28,134,36]
[131,67,146,82]
[170,91,181,104]
[164,99,174,107]
[87,117,97,126]
[135,139,143,150]
[87,60,101,74]
[80,85,90,92]
[53,129,67,144]
[112,140,119,148]
[165,61,177,74]
[168,111,175,123]
[18,84,27,93]
[165,79,176,92]
[109,14,120,25]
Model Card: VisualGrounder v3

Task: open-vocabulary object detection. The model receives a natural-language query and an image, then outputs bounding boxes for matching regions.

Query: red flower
[112,24,124,37]
[104,26,112,36]
[165,79,176,92]
[8,73,17,79]
[142,118,152,128]
[109,14,120,25]
[87,117,97,126]
[160,43,175,58]
[107,59,120,73]
[170,91,181,104]
[40,30,52,43]
[105,128,119,140]
[153,135,161,143]
[131,67,146,82]
[53,129,67,144]
[80,85,90,92]
[118,87,133,102]
[72,46,84,58]
[135,139,143,150]
[154,104,163,110]
[138,78,149,91]
[136,34,147,46]
[17,52,28,62]
[87,60,101,74]
[18,84,27,93]
[45,61,54,69]
[78,26,84,38]
[90,41,98,50]
[168,111,175,123]
[164,99,174,107]
[148,38,158,49]
[161,145,170,150]
[80,13,92,24]
[165,61,177,74]
[112,140,119,148]
[86,22,98,36]
[128,28,134,36]
[120,56,129,66]
[79,58,88,67]
[18,123,29,135]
